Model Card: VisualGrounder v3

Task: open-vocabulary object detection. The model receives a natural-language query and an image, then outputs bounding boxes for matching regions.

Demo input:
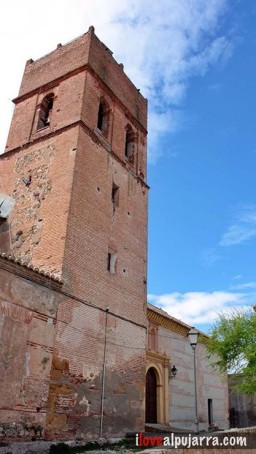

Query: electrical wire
[0,261,193,353]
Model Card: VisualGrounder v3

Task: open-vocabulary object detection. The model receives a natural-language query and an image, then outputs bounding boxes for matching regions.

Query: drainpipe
[99,307,109,439]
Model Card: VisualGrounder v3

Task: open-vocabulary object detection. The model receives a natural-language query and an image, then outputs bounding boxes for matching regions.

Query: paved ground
[0,445,142,454]
[0,442,143,454]
[1,427,255,453]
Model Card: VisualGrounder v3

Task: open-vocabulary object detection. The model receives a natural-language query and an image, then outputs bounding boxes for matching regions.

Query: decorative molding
[147,306,208,341]
[146,349,170,364]
[147,307,189,336]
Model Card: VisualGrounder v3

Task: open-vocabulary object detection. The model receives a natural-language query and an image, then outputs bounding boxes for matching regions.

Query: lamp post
[187,327,199,434]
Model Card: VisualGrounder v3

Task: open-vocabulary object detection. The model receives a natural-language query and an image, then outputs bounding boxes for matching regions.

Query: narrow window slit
[112,183,119,208]
[125,125,135,164]
[107,251,117,274]
[97,99,110,136]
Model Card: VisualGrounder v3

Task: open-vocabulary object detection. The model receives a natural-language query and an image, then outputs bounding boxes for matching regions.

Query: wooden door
[146,368,157,423]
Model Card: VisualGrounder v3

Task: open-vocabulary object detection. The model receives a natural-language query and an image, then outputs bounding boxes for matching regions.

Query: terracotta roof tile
[0,251,63,283]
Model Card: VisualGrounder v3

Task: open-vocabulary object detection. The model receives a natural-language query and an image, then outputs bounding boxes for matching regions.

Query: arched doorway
[146,367,157,423]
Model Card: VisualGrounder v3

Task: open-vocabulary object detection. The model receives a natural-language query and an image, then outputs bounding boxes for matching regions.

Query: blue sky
[1,0,256,332]
[148,1,256,331]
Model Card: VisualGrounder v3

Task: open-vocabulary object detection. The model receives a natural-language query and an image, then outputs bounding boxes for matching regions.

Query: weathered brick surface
[0,27,148,441]
[62,128,148,323]
[0,267,60,440]
[16,27,147,128]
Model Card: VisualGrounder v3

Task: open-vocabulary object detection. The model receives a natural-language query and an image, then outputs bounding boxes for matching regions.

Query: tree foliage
[205,309,256,395]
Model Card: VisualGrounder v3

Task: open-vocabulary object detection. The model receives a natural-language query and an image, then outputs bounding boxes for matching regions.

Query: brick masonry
[0,26,148,441]
[0,265,60,440]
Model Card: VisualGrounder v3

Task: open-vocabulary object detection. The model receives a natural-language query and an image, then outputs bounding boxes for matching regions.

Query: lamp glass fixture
[188,327,199,347]
[169,365,178,380]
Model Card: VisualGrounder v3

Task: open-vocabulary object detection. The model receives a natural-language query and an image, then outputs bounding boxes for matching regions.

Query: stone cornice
[147,306,209,340]
[147,307,189,337]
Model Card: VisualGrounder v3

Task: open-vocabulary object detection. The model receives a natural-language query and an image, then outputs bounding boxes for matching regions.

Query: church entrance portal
[146,367,157,423]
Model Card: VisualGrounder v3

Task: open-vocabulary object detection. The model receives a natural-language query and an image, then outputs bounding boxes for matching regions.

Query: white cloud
[202,206,256,267]
[0,0,232,162]
[220,225,256,246]
[201,247,221,267]
[230,281,256,290]
[148,290,254,325]
[220,206,256,246]
[232,274,243,280]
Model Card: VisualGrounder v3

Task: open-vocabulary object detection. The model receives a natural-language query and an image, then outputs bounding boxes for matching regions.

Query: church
[0,27,228,441]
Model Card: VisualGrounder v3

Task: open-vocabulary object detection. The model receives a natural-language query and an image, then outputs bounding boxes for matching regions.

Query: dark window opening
[208,399,213,426]
[97,102,104,130]
[0,200,7,225]
[107,253,111,271]
[0,216,7,226]
[97,99,110,135]
[112,183,119,208]
[37,94,54,130]
[107,251,117,274]
[125,125,135,164]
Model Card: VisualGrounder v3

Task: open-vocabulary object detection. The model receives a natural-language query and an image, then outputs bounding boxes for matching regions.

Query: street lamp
[168,365,178,381]
[188,327,199,434]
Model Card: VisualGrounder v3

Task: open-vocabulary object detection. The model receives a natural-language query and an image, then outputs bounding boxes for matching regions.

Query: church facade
[146,304,229,432]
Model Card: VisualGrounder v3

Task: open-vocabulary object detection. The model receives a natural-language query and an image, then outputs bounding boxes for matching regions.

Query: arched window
[125,125,135,164]
[37,93,54,130]
[97,99,109,135]
[148,327,157,351]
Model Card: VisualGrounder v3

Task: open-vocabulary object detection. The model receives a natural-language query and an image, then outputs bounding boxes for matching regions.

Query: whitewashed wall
[157,325,229,431]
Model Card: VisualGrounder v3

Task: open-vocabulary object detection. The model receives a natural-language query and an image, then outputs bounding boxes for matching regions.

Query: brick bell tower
[0,27,148,439]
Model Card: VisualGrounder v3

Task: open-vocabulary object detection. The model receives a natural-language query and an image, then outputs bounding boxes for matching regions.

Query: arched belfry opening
[37,93,54,130]
[125,124,135,164]
[97,98,110,135]
[146,367,158,423]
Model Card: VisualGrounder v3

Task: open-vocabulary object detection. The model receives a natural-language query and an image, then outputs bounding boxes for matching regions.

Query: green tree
[205,310,256,395]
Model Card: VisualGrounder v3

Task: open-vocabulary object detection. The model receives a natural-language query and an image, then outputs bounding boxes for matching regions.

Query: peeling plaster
[24,352,30,378]
[83,363,101,381]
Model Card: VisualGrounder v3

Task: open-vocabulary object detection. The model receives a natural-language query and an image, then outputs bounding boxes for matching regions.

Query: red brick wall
[46,304,145,440]
[5,70,86,151]
[16,28,147,131]
[0,27,148,441]
[0,266,59,440]
[87,30,147,128]
[61,127,148,321]
[17,33,91,98]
